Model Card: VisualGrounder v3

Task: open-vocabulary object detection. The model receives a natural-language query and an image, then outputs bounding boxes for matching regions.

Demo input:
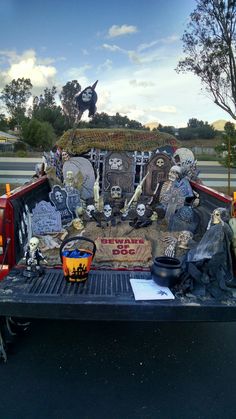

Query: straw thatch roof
[57,128,179,154]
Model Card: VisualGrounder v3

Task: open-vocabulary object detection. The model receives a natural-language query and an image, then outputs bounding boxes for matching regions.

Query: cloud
[108,24,137,38]
[97,59,113,72]
[0,49,57,89]
[129,79,155,88]
[102,43,123,52]
[156,105,177,113]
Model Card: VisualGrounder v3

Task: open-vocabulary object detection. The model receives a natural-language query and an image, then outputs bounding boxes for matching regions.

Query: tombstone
[62,157,95,201]
[32,201,62,235]
[49,185,73,226]
[144,153,172,196]
[103,151,135,194]
[161,186,185,222]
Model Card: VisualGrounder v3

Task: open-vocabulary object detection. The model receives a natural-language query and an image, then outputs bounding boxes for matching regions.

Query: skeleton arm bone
[127,172,150,208]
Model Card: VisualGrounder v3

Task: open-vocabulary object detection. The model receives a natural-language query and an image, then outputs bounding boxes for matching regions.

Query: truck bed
[0,267,236,322]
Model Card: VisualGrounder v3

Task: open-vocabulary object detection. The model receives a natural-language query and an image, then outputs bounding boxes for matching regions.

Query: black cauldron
[151,256,182,288]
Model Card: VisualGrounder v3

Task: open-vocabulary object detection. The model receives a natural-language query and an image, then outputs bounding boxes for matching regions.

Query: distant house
[0,131,18,152]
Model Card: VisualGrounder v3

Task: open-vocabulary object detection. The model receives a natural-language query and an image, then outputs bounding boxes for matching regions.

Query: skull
[156,158,165,167]
[136,203,146,218]
[104,204,112,218]
[86,204,95,218]
[168,165,182,182]
[212,208,223,225]
[178,231,193,249]
[173,148,194,167]
[55,190,64,203]
[62,150,70,161]
[109,157,123,170]
[29,237,39,252]
[110,185,122,199]
[72,218,84,230]
[82,87,93,103]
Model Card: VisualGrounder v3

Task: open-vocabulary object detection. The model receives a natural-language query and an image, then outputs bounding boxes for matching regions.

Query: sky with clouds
[0,0,233,127]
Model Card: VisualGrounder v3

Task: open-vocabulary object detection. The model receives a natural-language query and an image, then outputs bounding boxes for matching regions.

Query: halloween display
[21,135,235,302]
[23,237,47,277]
[74,80,98,121]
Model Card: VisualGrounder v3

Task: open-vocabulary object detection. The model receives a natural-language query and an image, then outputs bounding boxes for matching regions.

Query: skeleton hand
[162,236,177,258]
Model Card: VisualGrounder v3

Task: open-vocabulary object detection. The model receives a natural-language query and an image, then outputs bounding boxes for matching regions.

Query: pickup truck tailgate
[0,268,236,322]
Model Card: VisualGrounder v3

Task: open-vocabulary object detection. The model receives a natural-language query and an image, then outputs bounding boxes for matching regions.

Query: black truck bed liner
[0,267,236,322]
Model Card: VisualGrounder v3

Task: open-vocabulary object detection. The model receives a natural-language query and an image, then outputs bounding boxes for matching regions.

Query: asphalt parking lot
[0,319,236,419]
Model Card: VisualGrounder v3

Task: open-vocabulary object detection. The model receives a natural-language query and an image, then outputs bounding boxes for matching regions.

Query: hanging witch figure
[75,80,98,121]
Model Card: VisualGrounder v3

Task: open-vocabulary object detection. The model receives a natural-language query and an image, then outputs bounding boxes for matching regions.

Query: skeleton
[168,165,182,182]
[207,207,229,230]
[129,202,153,229]
[62,150,70,162]
[64,171,74,188]
[103,204,112,219]
[86,204,96,219]
[55,190,64,204]
[23,237,47,276]
[162,236,178,258]
[82,87,93,103]
[177,231,193,249]
[136,203,146,217]
[109,157,123,171]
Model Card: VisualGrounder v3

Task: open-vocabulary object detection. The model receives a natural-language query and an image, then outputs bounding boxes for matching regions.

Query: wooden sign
[32,201,62,235]
[144,153,172,195]
[95,237,152,263]
[103,151,135,194]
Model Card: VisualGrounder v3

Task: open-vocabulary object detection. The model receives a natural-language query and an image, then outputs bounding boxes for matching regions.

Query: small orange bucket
[60,236,96,283]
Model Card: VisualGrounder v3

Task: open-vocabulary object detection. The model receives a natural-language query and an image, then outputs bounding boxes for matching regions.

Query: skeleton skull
[168,165,182,182]
[55,190,64,203]
[212,208,223,225]
[156,158,165,167]
[86,204,95,218]
[29,237,39,252]
[62,151,70,161]
[104,204,112,218]
[178,231,193,249]
[136,203,146,218]
[82,87,93,103]
[109,157,123,170]
[110,185,122,199]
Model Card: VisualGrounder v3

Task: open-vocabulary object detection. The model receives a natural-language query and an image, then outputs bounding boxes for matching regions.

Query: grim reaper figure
[75,80,98,121]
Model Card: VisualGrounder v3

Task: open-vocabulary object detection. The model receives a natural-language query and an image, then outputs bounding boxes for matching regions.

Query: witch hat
[91,80,98,90]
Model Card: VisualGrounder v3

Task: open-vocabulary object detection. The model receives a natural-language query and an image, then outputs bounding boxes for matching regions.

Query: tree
[1,78,32,128]
[0,113,8,131]
[32,86,70,136]
[59,80,81,126]
[22,118,56,150]
[176,0,236,120]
